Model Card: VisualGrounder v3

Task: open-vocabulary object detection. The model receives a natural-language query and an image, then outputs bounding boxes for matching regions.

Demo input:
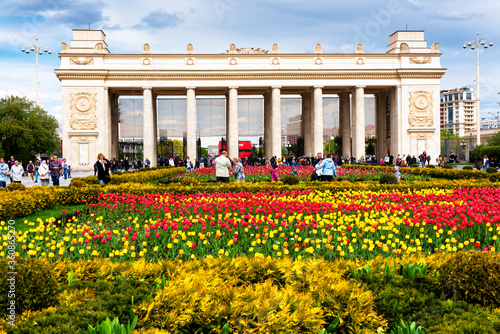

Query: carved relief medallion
[70,92,97,130]
[409,57,432,64]
[69,57,94,65]
[408,90,433,127]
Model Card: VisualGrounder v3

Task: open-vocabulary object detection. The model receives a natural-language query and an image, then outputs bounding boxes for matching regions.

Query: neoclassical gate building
[56,29,445,169]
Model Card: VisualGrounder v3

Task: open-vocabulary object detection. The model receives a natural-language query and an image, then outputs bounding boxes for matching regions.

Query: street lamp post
[21,33,51,106]
[463,29,493,146]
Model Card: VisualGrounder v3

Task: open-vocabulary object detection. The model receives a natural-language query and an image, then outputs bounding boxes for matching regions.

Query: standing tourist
[7,156,15,183]
[96,153,111,185]
[484,155,490,170]
[49,155,62,186]
[315,154,336,181]
[232,157,245,182]
[62,158,69,179]
[271,163,279,182]
[11,160,24,184]
[214,151,232,183]
[27,161,35,182]
[145,157,151,168]
[0,158,9,187]
[122,157,130,171]
[34,159,41,183]
[38,160,50,186]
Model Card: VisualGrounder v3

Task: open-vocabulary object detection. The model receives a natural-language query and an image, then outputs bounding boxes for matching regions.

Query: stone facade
[56,29,445,170]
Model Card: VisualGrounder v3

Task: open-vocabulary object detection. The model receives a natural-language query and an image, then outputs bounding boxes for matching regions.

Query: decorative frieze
[69,92,97,130]
[408,90,434,127]
[69,57,94,65]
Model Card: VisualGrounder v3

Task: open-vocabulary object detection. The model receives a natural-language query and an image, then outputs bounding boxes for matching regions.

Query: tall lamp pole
[463,29,493,146]
[21,33,51,106]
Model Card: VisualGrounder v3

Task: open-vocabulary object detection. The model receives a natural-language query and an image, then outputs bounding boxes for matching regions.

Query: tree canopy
[488,131,500,146]
[0,96,59,161]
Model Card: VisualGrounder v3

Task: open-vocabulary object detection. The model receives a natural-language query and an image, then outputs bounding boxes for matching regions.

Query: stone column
[375,93,383,160]
[390,86,401,156]
[143,87,157,166]
[301,92,312,156]
[271,86,282,159]
[110,92,119,160]
[352,86,365,159]
[103,87,112,159]
[339,92,351,158]
[312,86,324,156]
[264,92,272,158]
[226,87,239,159]
[186,87,197,161]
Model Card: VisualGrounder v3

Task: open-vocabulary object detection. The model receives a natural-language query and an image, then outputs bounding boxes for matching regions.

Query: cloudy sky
[1,0,499,126]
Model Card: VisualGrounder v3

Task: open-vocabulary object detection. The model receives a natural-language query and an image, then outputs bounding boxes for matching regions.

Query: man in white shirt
[214,151,232,183]
[11,160,24,183]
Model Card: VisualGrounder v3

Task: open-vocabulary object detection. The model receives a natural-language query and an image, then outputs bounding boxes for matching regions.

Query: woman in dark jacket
[96,153,111,185]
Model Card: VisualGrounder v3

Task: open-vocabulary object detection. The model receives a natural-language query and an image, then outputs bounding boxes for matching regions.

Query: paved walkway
[9,170,95,188]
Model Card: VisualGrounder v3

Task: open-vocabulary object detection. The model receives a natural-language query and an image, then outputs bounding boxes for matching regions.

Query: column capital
[186,86,196,90]
[355,85,366,89]
[142,86,152,91]
[313,85,324,89]
[228,86,239,90]
[271,85,282,89]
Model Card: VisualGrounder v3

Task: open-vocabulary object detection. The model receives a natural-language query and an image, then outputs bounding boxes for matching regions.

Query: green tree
[488,131,500,146]
[0,96,59,162]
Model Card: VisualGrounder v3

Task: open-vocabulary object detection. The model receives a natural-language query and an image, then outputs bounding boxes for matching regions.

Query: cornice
[54,69,446,81]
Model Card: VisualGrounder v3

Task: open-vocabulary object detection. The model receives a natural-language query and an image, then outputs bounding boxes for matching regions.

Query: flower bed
[6,187,500,262]
[3,252,500,334]
[162,165,430,183]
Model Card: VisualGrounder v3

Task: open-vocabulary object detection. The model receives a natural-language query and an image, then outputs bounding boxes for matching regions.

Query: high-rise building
[440,87,476,137]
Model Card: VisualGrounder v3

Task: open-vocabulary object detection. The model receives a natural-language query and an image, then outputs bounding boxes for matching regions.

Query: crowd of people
[2,149,497,188]
[0,155,70,187]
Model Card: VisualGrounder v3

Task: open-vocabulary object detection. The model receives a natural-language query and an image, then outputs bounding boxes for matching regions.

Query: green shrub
[412,300,500,334]
[411,164,420,168]
[379,173,398,184]
[282,175,300,185]
[6,183,26,191]
[69,179,88,188]
[439,251,500,307]
[490,173,500,183]
[462,166,473,170]
[486,166,498,174]
[180,177,200,186]
[442,164,453,169]
[112,170,123,176]
[390,319,425,334]
[0,258,58,317]
[425,164,436,168]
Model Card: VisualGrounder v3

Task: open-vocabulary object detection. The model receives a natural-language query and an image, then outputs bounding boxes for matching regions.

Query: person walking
[11,160,24,184]
[232,157,245,182]
[0,158,9,187]
[145,157,151,168]
[214,151,232,183]
[49,155,62,186]
[27,161,35,182]
[315,153,336,181]
[34,159,41,183]
[122,157,130,171]
[96,153,111,185]
[38,160,50,186]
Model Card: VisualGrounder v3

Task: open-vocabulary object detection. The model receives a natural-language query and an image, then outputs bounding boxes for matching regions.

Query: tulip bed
[162,165,431,183]
[6,187,500,263]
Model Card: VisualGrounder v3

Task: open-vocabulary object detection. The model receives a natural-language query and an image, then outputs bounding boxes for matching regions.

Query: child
[394,166,401,182]
[291,165,298,177]
[271,163,279,182]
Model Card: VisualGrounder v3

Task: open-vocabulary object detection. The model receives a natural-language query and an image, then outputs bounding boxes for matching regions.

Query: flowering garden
[1,165,500,333]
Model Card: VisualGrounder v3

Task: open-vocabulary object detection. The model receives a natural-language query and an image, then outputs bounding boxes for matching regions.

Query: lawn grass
[12,204,88,233]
